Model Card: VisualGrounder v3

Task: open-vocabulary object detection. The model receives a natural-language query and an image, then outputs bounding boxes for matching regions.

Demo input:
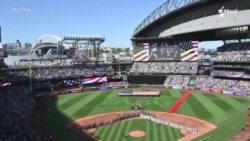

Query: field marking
[112,122,127,141]
[57,94,82,106]
[145,120,151,141]
[194,92,229,119]
[64,93,102,117]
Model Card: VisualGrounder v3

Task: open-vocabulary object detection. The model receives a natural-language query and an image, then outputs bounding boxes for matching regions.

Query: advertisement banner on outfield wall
[99,86,109,90]
[49,92,59,97]
[234,92,247,97]
[222,89,233,95]
[211,88,221,94]
[71,88,82,93]
[63,90,71,94]
[200,87,210,92]
[172,85,182,90]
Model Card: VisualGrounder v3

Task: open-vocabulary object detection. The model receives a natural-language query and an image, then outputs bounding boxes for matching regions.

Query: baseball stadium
[1,0,250,141]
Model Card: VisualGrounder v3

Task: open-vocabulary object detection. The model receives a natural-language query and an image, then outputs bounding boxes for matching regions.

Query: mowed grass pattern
[93,119,183,141]
[44,89,250,141]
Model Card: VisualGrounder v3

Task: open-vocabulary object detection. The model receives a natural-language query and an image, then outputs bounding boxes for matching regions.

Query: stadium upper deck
[132,0,250,41]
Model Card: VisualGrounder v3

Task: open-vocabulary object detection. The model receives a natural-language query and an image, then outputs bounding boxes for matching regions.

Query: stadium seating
[215,43,250,62]
[0,86,40,141]
[163,75,250,93]
[130,62,198,74]
[164,75,190,86]
[5,66,114,82]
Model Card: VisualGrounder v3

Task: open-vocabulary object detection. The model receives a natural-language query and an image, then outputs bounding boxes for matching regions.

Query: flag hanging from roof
[133,43,149,61]
[0,82,11,87]
[180,41,199,61]
[82,77,107,84]
[143,43,150,49]
[224,72,247,78]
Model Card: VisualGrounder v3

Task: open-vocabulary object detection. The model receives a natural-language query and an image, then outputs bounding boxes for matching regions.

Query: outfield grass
[44,89,250,141]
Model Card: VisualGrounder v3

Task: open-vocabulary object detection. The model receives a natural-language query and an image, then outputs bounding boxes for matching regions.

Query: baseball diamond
[44,89,249,141]
[2,0,250,141]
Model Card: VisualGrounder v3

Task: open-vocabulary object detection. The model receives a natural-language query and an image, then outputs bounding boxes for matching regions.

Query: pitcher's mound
[129,130,145,138]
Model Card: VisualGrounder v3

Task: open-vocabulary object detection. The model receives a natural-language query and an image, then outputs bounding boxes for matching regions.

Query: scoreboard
[133,41,198,62]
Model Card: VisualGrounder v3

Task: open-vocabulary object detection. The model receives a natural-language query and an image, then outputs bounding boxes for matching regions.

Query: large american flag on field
[180,41,199,61]
[133,43,150,61]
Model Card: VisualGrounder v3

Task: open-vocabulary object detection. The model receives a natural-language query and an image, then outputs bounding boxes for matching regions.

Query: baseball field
[44,88,250,141]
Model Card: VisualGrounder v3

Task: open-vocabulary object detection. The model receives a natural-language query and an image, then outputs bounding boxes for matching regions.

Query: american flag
[82,77,107,84]
[64,80,81,86]
[133,43,149,61]
[180,41,199,61]
[143,43,149,49]
[54,81,63,87]
[225,72,247,78]
[0,82,11,87]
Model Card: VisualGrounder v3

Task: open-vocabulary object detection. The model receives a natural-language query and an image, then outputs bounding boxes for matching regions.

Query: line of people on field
[79,111,155,131]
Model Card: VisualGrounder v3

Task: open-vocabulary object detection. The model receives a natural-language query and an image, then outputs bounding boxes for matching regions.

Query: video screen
[133,41,198,61]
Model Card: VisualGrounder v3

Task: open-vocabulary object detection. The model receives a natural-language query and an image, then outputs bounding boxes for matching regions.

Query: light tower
[0,26,2,49]
[62,35,105,64]
[0,27,4,66]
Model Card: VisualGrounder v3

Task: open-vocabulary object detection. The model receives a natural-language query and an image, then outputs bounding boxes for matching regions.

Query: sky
[0,0,223,48]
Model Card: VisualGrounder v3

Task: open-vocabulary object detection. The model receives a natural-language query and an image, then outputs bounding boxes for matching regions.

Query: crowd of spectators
[130,62,198,74]
[164,75,190,86]
[104,81,128,87]
[163,75,250,93]
[195,75,220,88]
[215,43,250,62]
[0,86,40,141]
[9,59,70,68]
[195,75,250,92]
[5,66,114,82]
